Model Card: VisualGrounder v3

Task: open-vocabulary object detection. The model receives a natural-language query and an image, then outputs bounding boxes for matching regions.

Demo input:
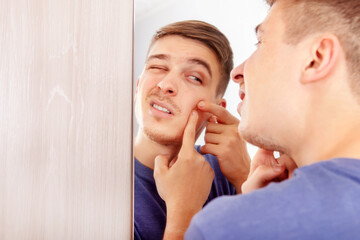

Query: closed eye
[148,65,167,72]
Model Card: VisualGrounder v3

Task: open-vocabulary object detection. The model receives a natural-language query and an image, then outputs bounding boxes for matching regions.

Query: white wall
[134,0,269,158]
[0,0,133,239]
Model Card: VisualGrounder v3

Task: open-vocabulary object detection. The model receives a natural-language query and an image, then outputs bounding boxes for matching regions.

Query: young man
[134,20,250,240]
[154,0,360,239]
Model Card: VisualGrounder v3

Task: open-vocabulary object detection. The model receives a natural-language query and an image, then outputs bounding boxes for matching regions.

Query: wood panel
[0,0,133,239]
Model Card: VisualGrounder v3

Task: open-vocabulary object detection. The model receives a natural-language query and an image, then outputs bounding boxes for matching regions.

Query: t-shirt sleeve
[185,221,205,240]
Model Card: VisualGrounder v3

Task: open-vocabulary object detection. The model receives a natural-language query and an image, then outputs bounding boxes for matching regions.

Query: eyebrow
[146,54,169,62]
[188,58,212,78]
[146,54,212,78]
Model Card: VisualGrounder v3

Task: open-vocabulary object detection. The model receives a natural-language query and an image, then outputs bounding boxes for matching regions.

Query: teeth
[153,104,171,114]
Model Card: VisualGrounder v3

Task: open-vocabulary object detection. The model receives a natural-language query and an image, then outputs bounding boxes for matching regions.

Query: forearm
[231,152,251,194]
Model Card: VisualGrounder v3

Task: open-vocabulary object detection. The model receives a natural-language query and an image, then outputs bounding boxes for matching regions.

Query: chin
[143,126,183,146]
[239,122,285,153]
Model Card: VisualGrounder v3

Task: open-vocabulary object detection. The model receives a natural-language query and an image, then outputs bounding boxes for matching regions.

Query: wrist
[228,168,250,194]
[164,206,199,239]
[233,152,251,193]
[231,175,248,194]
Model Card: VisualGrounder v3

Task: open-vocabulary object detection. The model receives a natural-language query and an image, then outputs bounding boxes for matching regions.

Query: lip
[149,99,175,119]
[239,89,245,101]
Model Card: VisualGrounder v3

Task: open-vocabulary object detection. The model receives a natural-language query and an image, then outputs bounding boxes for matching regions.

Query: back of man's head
[147,20,233,97]
[267,0,360,100]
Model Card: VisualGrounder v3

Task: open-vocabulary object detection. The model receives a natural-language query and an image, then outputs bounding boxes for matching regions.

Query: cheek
[139,75,159,93]
[244,57,271,105]
[180,94,202,112]
[179,89,216,119]
[180,98,210,126]
[246,50,269,78]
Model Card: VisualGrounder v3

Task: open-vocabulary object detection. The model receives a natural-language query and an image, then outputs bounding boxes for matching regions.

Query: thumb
[169,156,178,168]
[154,154,171,178]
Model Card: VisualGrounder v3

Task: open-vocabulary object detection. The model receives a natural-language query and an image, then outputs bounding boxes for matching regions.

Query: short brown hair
[148,20,233,96]
[266,0,360,97]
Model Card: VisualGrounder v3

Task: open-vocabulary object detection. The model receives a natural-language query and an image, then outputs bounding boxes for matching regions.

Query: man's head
[136,20,233,145]
[266,0,360,96]
[231,0,360,158]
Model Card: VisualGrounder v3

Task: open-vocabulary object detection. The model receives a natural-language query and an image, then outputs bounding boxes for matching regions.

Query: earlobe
[301,35,340,84]
[217,98,226,108]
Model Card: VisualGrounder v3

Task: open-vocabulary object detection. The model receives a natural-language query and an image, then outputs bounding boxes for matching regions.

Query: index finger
[179,110,199,155]
[197,101,238,124]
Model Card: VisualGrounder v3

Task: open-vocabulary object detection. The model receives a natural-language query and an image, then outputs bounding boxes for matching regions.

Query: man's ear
[301,34,340,84]
[217,98,226,108]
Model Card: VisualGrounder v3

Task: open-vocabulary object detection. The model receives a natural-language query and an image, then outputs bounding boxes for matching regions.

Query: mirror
[134,0,268,157]
[133,1,268,239]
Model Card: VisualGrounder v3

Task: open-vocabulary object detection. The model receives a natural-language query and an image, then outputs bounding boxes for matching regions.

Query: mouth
[149,99,175,117]
[152,103,172,114]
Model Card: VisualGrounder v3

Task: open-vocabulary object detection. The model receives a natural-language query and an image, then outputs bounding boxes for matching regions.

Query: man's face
[231,1,303,152]
[135,35,222,145]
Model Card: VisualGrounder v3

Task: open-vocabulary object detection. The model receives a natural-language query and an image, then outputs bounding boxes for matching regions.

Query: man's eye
[148,66,167,71]
[188,75,202,83]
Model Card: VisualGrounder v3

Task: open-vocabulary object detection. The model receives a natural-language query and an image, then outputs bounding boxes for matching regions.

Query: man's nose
[231,61,245,83]
[157,74,178,95]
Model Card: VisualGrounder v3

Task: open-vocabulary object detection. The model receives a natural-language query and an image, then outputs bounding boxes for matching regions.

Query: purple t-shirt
[186,158,360,240]
[134,145,236,240]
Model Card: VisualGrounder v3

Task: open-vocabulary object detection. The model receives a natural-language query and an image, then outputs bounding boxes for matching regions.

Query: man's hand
[154,110,214,240]
[241,149,297,194]
[198,101,250,193]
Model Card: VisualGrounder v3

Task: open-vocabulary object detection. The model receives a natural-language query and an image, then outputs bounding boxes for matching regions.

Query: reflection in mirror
[133,1,268,239]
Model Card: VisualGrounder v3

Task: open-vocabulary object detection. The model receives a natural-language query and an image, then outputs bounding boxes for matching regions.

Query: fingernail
[198,101,205,108]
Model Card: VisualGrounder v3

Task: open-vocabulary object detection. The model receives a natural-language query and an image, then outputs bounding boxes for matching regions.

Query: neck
[134,130,181,170]
[292,89,360,167]
[296,124,360,167]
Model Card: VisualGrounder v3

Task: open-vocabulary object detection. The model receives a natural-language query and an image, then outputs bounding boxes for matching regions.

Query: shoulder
[187,162,360,239]
[186,177,308,239]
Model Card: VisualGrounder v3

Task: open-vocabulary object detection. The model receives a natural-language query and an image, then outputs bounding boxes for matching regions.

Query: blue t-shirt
[186,158,360,240]
[134,145,236,240]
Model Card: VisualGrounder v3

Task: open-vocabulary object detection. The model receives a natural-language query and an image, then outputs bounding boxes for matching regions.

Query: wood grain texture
[0,0,133,239]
